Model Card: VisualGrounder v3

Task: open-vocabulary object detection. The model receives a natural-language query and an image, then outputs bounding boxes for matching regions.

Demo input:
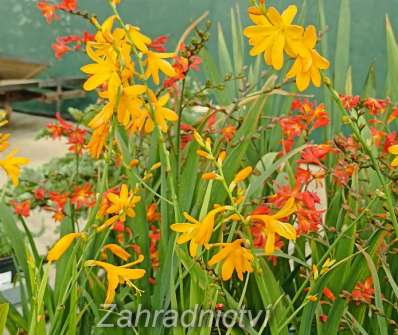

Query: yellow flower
[150,91,178,132]
[81,45,121,92]
[208,239,254,281]
[127,25,152,52]
[0,133,10,152]
[243,5,304,70]
[143,51,176,85]
[171,206,228,257]
[102,244,131,261]
[85,256,145,305]
[89,85,146,129]
[0,149,29,186]
[97,184,141,231]
[107,184,141,219]
[320,258,336,275]
[388,145,398,167]
[91,16,126,56]
[47,233,85,262]
[87,123,110,159]
[286,25,330,91]
[249,197,297,255]
[233,166,253,183]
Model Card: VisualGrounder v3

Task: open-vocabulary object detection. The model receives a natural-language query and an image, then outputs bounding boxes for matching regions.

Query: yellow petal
[272,220,296,240]
[273,197,296,219]
[264,232,275,255]
[47,233,82,262]
[388,145,398,155]
[221,256,235,281]
[272,33,285,70]
[267,7,283,26]
[281,5,298,25]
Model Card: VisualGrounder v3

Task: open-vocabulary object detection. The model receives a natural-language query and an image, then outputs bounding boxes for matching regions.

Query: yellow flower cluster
[243,4,329,91]
[0,114,29,186]
[81,16,177,158]
[171,131,297,281]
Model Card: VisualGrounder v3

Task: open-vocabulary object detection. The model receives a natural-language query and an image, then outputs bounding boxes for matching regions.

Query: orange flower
[102,244,131,261]
[323,287,336,302]
[249,198,296,255]
[208,239,254,281]
[71,183,95,209]
[85,256,145,305]
[37,2,59,24]
[47,233,86,262]
[147,203,160,222]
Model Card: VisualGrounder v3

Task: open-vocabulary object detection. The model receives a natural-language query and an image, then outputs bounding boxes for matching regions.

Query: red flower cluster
[339,94,361,111]
[52,32,95,59]
[149,225,160,270]
[164,43,201,91]
[297,144,334,167]
[349,277,375,305]
[44,184,94,221]
[280,99,329,152]
[149,35,169,53]
[37,0,77,24]
[70,183,95,209]
[47,113,87,155]
[10,200,31,218]
[332,160,357,186]
[363,97,390,116]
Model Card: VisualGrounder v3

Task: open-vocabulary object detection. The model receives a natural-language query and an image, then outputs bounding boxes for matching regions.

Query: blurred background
[0,0,398,116]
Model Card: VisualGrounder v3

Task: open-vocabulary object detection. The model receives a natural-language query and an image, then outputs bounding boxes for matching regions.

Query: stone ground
[1,111,69,255]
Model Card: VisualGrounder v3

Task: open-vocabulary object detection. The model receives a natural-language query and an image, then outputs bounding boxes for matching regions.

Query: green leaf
[334,0,351,92]
[385,15,398,102]
[362,63,377,98]
[0,304,9,334]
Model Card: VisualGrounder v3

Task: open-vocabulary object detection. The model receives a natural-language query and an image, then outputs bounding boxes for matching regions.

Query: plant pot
[0,256,20,305]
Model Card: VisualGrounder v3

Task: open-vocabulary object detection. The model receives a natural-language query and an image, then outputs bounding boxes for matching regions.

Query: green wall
[1,0,398,95]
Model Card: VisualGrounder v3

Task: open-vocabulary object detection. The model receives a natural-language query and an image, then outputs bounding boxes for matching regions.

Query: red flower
[148,225,160,269]
[189,56,201,72]
[298,145,334,166]
[67,127,87,155]
[180,123,194,149]
[70,183,94,209]
[319,314,328,323]
[58,0,77,11]
[52,33,94,60]
[323,287,336,302]
[149,35,169,52]
[339,95,361,111]
[332,160,356,186]
[388,106,398,124]
[49,191,69,211]
[298,100,329,130]
[10,200,31,218]
[37,2,59,24]
[370,127,386,148]
[147,203,161,222]
[112,221,125,232]
[351,277,375,305]
[221,125,237,143]
[34,187,46,201]
[82,32,95,43]
[383,132,398,153]
[363,97,390,116]
[52,39,72,60]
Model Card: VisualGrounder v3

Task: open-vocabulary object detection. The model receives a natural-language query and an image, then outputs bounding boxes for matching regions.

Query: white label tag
[0,271,12,289]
